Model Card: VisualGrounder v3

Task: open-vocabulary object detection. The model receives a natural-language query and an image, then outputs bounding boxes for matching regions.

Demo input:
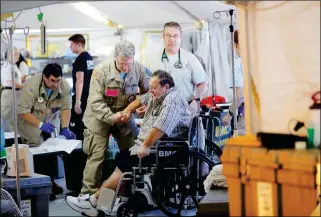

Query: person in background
[222,30,245,135]
[17,63,76,200]
[140,21,208,116]
[68,34,94,140]
[1,47,30,132]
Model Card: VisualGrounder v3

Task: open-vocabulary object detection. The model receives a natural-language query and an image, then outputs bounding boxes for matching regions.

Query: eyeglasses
[164,34,181,40]
[116,59,133,68]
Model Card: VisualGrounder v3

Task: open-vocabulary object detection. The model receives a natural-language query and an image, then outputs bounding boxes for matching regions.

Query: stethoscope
[161,49,183,69]
[37,77,61,103]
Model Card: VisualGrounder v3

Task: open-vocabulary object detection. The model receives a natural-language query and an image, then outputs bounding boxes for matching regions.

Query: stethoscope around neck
[37,79,45,103]
[161,49,183,69]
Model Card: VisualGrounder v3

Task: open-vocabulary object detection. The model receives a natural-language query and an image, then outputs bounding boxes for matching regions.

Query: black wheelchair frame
[101,112,227,217]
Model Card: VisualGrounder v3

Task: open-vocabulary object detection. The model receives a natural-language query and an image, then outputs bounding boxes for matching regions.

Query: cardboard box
[5,144,34,177]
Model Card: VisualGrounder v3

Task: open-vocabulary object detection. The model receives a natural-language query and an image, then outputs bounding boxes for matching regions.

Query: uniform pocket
[83,129,94,155]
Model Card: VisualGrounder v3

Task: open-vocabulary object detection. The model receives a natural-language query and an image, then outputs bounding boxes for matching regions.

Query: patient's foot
[66,194,98,217]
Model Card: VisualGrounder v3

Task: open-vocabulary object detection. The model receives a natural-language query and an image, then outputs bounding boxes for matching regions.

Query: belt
[2,87,21,90]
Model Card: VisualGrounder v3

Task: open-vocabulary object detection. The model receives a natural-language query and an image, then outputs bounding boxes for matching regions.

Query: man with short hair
[139,21,208,116]
[66,70,193,217]
[17,63,75,200]
[68,34,94,140]
[79,40,150,195]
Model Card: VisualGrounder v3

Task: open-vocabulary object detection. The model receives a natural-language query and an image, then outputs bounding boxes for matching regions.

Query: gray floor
[50,178,196,217]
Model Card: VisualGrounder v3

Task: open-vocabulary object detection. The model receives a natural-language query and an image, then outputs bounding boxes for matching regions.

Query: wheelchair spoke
[176,193,187,216]
[152,150,215,217]
[189,195,200,209]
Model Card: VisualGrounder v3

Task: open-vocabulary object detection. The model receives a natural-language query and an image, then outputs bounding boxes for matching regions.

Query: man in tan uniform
[81,40,150,194]
[17,63,75,200]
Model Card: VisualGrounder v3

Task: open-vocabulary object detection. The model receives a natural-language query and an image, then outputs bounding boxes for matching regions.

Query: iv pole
[213,9,238,137]
[2,25,29,210]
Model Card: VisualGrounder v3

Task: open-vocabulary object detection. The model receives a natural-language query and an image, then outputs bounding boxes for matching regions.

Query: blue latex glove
[60,128,76,140]
[40,122,55,134]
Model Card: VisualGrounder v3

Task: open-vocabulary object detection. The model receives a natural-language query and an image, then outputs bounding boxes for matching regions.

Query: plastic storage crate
[1,173,51,216]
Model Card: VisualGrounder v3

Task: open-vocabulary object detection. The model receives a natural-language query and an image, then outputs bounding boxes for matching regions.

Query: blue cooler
[1,173,51,216]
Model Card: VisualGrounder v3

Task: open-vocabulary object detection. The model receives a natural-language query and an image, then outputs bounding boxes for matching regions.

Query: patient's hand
[138,145,150,158]
[120,111,131,123]
[136,105,147,117]
[189,100,198,114]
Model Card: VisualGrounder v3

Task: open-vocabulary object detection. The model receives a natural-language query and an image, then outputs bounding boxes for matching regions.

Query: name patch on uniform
[105,89,119,97]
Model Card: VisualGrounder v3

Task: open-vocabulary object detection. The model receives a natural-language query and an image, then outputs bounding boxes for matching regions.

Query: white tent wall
[237,1,320,134]
[2,1,237,100]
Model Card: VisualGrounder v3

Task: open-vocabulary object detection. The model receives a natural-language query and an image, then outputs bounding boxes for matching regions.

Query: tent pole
[228,9,238,137]
[213,9,238,136]
[8,26,21,209]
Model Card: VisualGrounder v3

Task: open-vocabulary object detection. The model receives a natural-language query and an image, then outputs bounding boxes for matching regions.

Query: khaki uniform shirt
[17,74,72,146]
[83,59,150,136]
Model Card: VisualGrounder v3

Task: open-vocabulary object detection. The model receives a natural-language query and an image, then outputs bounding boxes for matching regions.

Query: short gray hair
[114,40,135,58]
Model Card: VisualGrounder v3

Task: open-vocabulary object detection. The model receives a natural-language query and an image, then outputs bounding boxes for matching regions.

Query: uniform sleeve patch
[92,70,102,80]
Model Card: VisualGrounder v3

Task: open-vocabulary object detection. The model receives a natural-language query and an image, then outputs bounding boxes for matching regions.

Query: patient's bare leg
[93,167,122,199]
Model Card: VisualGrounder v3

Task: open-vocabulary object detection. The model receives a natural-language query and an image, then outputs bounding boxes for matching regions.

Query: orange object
[222,146,320,216]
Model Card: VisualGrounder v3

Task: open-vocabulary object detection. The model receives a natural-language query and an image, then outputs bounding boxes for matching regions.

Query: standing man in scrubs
[142,21,208,115]
[68,34,95,140]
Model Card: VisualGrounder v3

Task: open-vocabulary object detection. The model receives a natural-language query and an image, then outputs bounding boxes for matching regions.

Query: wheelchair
[1,188,23,217]
[96,111,228,217]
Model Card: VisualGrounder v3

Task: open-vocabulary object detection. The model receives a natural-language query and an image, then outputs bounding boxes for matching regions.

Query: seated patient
[66,70,193,216]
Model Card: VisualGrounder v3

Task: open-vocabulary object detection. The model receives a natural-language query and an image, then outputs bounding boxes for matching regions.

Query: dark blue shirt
[72,51,94,103]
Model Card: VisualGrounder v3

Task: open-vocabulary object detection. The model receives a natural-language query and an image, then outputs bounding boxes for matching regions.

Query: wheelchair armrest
[159,137,187,142]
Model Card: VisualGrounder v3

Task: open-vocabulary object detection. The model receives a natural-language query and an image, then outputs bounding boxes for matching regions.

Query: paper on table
[30,138,82,155]
[4,132,20,139]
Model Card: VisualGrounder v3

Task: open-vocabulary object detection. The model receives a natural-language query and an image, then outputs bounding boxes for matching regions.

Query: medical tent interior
[1,1,320,217]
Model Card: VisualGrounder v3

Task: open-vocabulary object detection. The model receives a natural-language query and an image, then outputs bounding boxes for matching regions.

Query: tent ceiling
[1,1,66,14]
[2,1,235,30]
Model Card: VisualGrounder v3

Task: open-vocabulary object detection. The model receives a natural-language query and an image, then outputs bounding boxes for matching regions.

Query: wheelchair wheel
[116,202,138,217]
[152,150,215,217]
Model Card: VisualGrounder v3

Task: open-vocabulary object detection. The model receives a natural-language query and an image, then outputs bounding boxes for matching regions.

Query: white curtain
[237,1,320,134]
[207,23,233,101]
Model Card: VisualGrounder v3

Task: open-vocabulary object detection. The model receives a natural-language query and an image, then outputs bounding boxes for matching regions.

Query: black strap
[2,87,21,90]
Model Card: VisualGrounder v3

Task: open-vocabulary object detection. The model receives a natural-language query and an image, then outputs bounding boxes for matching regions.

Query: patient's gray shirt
[129,87,193,155]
